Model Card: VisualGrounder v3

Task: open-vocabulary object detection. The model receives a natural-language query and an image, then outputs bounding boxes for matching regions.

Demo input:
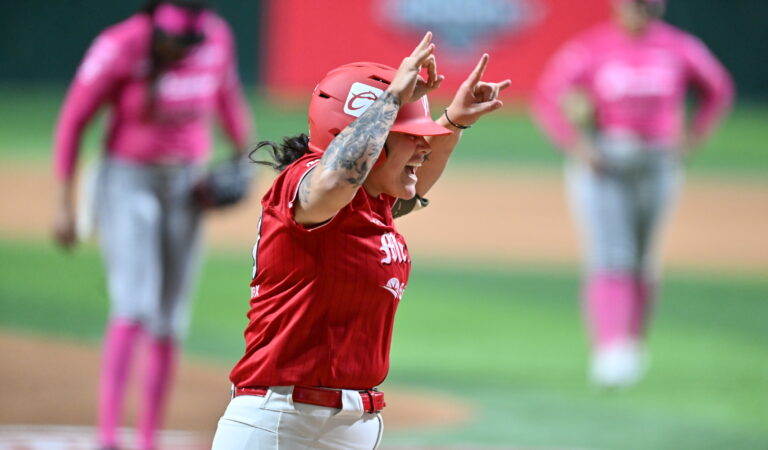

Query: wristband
[443,109,471,129]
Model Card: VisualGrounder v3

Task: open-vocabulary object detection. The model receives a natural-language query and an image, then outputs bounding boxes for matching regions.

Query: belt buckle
[365,390,386,413]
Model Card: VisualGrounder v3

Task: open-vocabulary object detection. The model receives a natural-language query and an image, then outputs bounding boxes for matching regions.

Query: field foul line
[0,425,205,449]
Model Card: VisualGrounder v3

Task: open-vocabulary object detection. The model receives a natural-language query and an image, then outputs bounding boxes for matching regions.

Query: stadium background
[0,0,766,448]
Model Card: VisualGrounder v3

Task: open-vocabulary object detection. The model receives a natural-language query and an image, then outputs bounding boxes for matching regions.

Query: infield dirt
[1,163,765,273]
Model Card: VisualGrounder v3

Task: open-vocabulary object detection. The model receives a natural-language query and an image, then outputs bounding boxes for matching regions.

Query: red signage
[263,0,611,103]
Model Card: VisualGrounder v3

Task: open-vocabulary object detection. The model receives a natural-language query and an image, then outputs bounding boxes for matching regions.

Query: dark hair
[142,0,210,14]
[249,134,311,172]
[141,0,211,120]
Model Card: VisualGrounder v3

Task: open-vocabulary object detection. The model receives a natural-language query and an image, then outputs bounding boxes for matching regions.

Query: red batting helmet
[307,62,452,153]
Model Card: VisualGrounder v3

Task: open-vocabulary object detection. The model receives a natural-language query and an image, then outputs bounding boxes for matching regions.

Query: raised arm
[294,32,441,225]
[417,54,511,197]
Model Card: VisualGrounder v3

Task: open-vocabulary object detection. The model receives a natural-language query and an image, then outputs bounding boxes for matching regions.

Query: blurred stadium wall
[0,0,261,84]
[0,0,765,101]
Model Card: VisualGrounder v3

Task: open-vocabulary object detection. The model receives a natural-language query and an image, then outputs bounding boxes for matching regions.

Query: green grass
[1,84,767,175]
[1,239,766,449]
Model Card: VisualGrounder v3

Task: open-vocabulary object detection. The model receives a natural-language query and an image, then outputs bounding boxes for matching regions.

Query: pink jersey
[54,13,251,181]
[533,20,733,149]
[230,154,411,390]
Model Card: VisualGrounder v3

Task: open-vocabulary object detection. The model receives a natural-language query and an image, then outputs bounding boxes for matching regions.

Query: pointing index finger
[410,31,433,58]
[467,53,490,87]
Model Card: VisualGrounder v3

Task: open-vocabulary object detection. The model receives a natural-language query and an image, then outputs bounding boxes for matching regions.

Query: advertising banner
[264,0,611,103]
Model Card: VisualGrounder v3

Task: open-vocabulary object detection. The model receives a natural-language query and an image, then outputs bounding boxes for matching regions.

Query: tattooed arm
[294,92,401,225]
[294,31,442,226]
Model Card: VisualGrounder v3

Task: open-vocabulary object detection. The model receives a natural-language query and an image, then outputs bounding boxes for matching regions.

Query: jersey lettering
[158,73,220,100]
[595,61,677,101]
[380,232,408,264]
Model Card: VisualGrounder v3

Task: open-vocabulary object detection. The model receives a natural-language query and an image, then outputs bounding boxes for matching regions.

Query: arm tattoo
[298,166,315,205]
[320,91,401,186]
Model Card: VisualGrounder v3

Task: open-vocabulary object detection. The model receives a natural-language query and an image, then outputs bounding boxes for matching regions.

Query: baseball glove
[193,156,255,209]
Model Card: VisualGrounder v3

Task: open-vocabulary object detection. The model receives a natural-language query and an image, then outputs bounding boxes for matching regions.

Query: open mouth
[404,162,421,180]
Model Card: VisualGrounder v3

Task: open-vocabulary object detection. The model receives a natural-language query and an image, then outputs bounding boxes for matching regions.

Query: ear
[373,144,388,169]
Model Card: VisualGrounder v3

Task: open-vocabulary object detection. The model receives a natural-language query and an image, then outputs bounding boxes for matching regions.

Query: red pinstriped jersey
[230,153,411,390]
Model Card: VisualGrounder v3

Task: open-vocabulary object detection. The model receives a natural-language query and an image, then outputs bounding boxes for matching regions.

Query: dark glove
[193,156,255,209]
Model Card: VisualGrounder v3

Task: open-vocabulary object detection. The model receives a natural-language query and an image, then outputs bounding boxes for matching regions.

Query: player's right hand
[569,139,604,173]
[387,31,444,105]
[53,205,77,250]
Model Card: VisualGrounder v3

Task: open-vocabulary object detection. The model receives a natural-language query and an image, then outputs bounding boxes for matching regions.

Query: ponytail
[249,133,310,172]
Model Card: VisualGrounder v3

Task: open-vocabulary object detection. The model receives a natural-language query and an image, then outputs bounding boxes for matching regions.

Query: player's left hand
[445,54,511,127]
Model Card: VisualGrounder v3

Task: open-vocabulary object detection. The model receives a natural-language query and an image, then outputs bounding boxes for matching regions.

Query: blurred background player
[211,32,510,449]
[51,0,252,448]
[532,0,733,388]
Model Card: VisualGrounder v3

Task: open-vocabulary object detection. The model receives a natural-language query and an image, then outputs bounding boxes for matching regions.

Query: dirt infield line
[0,425,204,450]
[2,163,765,274]
[0,330,471,442]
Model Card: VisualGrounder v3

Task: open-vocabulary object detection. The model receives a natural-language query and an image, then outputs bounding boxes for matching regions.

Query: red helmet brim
[390,117,452,137]
[389,98,452,137]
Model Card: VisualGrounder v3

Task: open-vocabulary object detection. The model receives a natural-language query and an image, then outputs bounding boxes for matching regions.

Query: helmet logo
[344,82,385,118]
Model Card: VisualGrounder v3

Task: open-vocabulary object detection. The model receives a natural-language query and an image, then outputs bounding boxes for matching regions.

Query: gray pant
[97,157,204,339]
[566,135,683,280]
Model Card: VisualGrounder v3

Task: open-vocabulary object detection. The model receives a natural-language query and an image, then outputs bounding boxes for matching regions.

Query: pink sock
[138,335,178,450]
[629,278,656,339]
[584,273,636,349]
[98,319,142,448]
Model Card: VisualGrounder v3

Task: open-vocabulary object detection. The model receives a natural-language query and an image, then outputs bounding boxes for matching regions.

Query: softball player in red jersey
[51,1,251,448]
[532,0,733,388]
[211,32,510,449]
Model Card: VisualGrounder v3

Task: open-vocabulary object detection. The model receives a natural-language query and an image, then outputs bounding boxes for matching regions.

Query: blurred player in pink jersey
[51,1,252,448]
[211,33,510,449]
[533,0,732,388]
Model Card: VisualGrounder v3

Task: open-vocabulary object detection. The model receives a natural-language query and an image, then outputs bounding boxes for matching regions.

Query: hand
[387,31,444,104]
[444,54,512,127]
[569,139,603,173]
[678,132,703,161]
[53,203,77,251]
